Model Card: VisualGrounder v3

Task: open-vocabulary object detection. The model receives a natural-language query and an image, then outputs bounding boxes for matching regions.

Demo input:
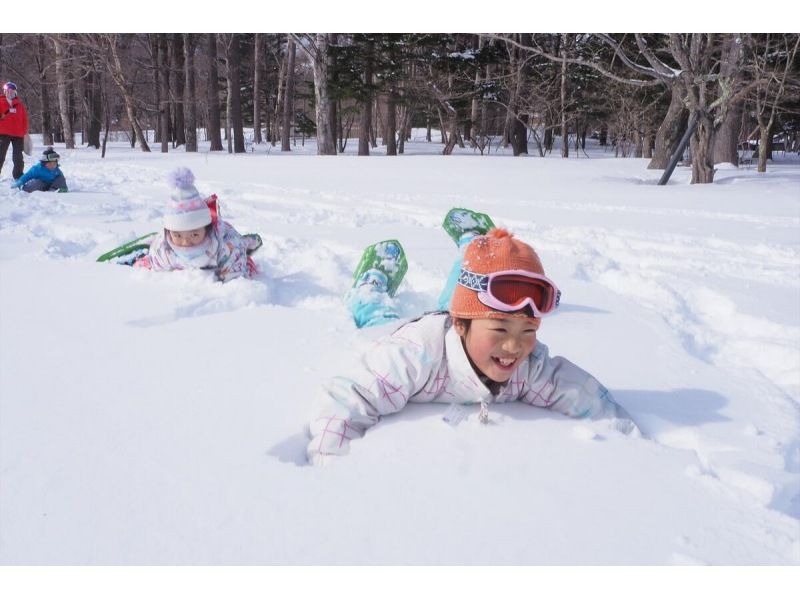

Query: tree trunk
[560,34,569,158]
[206,34,223,151]
[282,37,296,152]
[253,33,263,144]
[358,39,373,156]
[713,99,742,166]
[148,35,161,142]
[370,97,378,148]
[158,35,170,153]
[184,34,198,152]
[309,34,336,155]
[690,112,716,183]
[440,102,459,155]
[470,36,484,147]
[52,36,75,149]
[36,36,54,146]
[83,52,102,149]
[101,84,110,158]
[104,35,150,151]
[757,124,770,172]
[647,86,688,169]
[511,33,531,156]
[329,33,339,152]
[386,90,397,155]
[642,129,653,159]
[171,34,186,147]
[426,109,432,142]
[502,40,519,149]
[224,34,245,153]
[273,35,287,146]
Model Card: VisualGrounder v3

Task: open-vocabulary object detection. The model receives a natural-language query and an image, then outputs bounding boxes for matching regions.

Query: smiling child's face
[454,316,538,383]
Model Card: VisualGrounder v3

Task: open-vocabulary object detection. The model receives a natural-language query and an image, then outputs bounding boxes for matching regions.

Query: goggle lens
[488,275,555,313]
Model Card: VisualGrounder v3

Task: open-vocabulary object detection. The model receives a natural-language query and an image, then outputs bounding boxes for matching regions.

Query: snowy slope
[0,135,798,565]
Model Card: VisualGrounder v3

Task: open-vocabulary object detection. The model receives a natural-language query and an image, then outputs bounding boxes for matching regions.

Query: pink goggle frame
[457,268,561,318]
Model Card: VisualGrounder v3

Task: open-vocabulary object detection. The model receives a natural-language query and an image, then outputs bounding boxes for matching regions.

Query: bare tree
[512,34,533,155]
[589,34,754,183]
[746,33,800,172]
[88,34,150,151]
[157,34,170,152]
[386,87,398,155]
[291,33,337,155]
[52,35,75,149]
[282,37,296,152]
[35,35,54,145]
[560,33,569,158]
[272,35,287,146]
[358,37,374,156]
[83,51,102,149]
[184,33,198,152]
[171,33,186,148]
[206,34,223,151]
[253,33,263,144]
[221,34,245,153]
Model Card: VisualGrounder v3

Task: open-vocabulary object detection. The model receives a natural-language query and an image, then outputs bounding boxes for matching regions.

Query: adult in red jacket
[0,81,29,180]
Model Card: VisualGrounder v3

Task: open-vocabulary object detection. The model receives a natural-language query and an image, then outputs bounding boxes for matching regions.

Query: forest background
[1,28,798,185]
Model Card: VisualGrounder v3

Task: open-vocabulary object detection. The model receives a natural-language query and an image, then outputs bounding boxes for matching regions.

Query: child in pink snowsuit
[136,168,258,283]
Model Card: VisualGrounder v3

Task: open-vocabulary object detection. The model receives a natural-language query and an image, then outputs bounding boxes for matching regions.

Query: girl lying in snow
[135,168,259,283]
[307,228,639,464]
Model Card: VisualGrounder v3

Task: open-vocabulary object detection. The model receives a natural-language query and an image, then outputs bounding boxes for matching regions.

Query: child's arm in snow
[521,343,641,435]
[215,224,251,282]
[10,166,34,188]
[307,329,437,462]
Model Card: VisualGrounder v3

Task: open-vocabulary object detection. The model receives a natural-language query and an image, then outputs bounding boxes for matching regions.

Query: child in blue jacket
[11,147,68,193]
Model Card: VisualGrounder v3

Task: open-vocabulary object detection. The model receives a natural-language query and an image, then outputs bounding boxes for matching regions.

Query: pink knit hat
[449,228,546,325]
[163,168,212,232]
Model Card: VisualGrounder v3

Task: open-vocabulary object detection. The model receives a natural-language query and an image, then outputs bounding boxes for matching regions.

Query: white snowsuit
[307,312,635,461]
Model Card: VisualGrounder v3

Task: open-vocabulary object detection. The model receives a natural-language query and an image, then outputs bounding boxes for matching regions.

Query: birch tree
[291,33,337,155]
[52,35,75,149]
[35,35,54,145]
[89,34,150,151]
[282,37,296,152]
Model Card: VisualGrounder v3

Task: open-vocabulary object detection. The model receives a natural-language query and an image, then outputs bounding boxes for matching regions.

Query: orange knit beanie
[449,228,545,324]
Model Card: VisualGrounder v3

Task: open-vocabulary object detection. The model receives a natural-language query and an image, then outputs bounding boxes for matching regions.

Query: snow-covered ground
[1,133,798,568]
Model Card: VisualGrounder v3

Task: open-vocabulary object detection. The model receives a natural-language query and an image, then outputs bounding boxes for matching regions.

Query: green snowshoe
[442,207,495,245]
[351,239,408,297]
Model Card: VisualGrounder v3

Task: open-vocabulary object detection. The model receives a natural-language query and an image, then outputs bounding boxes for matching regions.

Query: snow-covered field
[1,133,798,570]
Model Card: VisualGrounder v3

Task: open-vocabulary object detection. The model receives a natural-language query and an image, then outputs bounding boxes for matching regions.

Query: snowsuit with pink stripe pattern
[307,312,636,461]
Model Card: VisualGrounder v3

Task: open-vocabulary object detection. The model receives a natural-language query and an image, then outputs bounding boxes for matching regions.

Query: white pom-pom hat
[163,167,212,231]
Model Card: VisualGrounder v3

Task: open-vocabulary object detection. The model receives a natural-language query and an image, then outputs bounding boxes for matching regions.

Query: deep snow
[0,133,798,566]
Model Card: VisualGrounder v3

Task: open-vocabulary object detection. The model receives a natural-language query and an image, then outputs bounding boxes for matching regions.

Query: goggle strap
[457,268,489,292]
